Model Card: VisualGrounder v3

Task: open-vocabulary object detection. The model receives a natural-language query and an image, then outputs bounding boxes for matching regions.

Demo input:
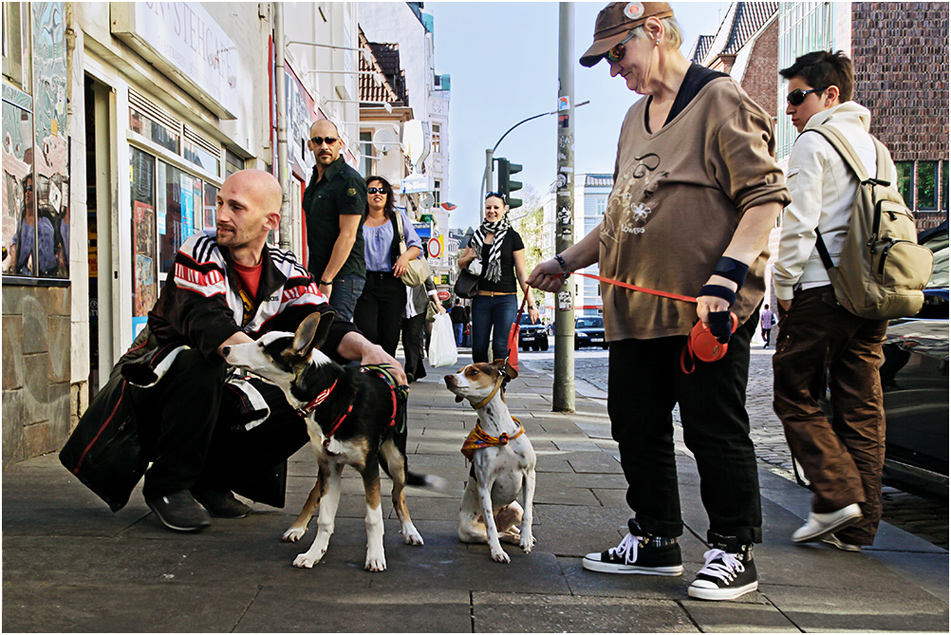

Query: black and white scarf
[470,215,511,283]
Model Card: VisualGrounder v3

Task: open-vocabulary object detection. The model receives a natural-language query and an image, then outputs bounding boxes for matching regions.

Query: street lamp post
[479,101,590,209]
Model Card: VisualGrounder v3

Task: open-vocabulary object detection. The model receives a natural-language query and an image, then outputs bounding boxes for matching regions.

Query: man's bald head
[308,119,344,168]
[215,169,283,258]
[310,119,339,139]
[230,169,283,215]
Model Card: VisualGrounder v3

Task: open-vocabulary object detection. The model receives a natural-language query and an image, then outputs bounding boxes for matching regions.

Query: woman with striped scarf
[457,192,539,362]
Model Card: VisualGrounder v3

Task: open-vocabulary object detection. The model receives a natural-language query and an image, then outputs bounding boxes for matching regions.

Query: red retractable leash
[503,291,533,372]
[567,272,738,374]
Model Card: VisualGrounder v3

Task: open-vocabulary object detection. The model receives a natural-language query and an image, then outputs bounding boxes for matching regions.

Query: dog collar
[473,374,505,410]
[297,379,339,416]
[460,417,524,461]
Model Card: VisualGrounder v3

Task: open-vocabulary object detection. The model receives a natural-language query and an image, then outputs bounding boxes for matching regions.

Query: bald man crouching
[63,170,405,532]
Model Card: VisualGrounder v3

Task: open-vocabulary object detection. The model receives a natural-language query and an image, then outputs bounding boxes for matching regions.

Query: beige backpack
[811,125,934,320]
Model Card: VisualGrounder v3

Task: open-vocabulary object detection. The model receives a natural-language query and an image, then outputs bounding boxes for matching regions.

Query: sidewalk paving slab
[2,364,947,633]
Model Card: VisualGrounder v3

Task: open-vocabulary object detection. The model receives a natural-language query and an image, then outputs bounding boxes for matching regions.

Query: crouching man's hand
[337,331,407,385]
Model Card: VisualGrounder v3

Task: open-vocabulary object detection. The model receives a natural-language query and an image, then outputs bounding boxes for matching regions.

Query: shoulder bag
[393,212,431,287]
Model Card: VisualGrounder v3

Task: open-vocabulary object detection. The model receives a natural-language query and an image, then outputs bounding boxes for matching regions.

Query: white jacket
[773,102,894,301]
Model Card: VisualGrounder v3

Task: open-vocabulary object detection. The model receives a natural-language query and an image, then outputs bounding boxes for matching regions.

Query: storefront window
[896,161,913,208]
[130,146,218,332]
[130,147,157,331]
[130,107,179,154]
[943,161,949,212]
[184,136,220,175]
[1,97,41,276]
[158,162,204,273]
[916,161,938,210]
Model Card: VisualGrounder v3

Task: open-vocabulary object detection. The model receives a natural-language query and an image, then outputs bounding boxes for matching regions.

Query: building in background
[775,1,948,229]
[359,1,453,284]
[850,3,948,230]
[689,2,779,118]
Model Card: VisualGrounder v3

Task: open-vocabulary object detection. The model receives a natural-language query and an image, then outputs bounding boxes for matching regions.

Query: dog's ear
[292,309,335,358]
[490,358,518,381]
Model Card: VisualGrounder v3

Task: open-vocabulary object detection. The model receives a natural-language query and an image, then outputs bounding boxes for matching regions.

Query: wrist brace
[699,284,736,307]
[712,256,749,289]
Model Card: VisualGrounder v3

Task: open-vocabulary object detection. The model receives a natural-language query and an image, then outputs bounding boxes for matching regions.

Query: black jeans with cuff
[607,312,762,545]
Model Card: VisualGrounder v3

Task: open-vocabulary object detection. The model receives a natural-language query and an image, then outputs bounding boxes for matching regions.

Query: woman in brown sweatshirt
[528,2,789,602]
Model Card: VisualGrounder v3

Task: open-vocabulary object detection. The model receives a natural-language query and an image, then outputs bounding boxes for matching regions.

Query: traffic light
[496,158,523,209]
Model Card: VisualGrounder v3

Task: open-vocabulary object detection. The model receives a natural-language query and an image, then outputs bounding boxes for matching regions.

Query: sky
[426,1,732,230]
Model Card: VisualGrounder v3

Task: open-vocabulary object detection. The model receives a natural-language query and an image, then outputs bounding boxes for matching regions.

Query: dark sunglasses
[786,87,827,106]
[605,30,638,64]
[367,187,387,194]
[485,191,506,202]
[310,136,338,146]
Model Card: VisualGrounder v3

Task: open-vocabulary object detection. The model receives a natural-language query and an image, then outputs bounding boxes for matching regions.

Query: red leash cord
[571,271,698,304]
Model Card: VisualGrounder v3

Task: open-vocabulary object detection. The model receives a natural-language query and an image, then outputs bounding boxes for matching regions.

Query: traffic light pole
[553,2,575,412]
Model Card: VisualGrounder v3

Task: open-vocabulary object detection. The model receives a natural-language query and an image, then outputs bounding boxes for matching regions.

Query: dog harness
[460,418,525,461]
[296,365,407,453]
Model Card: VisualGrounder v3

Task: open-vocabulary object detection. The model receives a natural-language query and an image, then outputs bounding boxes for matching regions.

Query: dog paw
[491,549,511,564]
[520,535,535,553]
[402,527,425,546]
[283,527,307,543]
[365,555,387,572]
[293,552,322,568]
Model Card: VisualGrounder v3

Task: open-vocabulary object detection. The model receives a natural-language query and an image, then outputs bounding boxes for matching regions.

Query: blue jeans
[453,323,464,347]
[328,273,366,323]
[470,294,517,363]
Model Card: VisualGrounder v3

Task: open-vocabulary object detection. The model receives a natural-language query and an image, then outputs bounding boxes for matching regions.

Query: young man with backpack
[772,51,912,552]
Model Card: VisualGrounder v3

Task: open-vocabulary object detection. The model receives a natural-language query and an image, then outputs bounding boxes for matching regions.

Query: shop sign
[112,2,240,119]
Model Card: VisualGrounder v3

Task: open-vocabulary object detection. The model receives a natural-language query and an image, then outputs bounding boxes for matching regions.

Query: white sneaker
[820,533,863,552]
[792,503,862,543]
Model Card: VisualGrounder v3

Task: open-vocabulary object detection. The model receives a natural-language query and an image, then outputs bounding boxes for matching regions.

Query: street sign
[401,173,429,194]
[427,236,442,258]
[437,289,451,301]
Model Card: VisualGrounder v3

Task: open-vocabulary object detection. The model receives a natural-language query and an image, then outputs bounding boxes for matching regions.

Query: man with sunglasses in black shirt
[303,119,367,322]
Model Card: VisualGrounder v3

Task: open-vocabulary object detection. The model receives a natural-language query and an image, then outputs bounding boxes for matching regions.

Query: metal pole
[553,2,575,412]
[482,148,494,207]
[274,3,292,250]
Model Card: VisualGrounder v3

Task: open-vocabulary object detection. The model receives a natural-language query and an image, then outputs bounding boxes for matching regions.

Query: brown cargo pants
[772,285,888,545]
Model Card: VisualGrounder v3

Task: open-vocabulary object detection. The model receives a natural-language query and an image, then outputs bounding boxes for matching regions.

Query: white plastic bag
[428,313,458,367]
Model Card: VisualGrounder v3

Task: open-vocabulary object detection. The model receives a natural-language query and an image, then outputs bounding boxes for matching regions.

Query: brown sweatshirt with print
[599,77,790,341]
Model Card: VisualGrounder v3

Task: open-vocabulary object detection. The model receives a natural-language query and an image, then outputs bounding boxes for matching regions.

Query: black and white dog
[223,311,427,571]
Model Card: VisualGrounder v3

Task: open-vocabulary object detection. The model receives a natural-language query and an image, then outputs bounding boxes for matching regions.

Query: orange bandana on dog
[461,418,525,461]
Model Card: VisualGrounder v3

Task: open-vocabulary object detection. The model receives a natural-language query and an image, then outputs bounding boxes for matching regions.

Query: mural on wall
[1,1,71,279]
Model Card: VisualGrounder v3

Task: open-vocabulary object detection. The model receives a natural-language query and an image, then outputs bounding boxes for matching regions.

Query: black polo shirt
[303,156,367,281]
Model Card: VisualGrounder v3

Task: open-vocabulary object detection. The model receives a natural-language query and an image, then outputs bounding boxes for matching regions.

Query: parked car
[575,316,607,349]
[518,313,548,351]
[880,222,948,496]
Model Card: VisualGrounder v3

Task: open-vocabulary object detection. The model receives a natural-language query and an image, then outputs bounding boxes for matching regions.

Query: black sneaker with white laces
[688,535,758,601]
[582,519,683,576]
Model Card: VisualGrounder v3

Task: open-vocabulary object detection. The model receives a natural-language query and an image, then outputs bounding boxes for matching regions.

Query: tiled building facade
[852,2,949,230]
